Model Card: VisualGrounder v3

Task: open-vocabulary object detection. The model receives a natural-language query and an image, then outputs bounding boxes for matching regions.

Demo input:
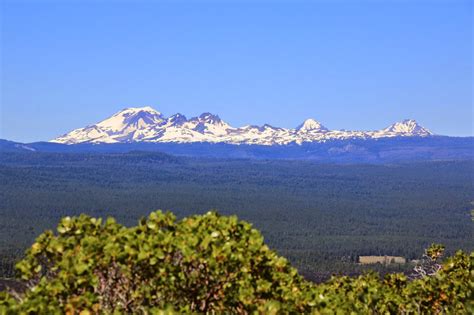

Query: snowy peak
[167,113,187,127]
[51,106,434,145]
[121,106,160,114]
[383,119,433,136]
[185,112,233,136]
[96,106,164,132]
[197,113,222,124]
[53,106,165,144]
[297,119,328,132]
[114,106,163,119]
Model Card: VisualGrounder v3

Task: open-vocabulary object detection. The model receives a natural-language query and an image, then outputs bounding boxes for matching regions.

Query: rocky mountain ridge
[52,107,433,145]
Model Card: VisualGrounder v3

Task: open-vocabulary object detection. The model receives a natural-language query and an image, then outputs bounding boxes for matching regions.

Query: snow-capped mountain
[51,106,433,145]
[53,107,165,144]
[297,118,328,133]
[382,119,432,136]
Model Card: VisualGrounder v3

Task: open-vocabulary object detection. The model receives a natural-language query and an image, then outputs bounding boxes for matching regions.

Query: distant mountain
[51,107,433,145]
[0,139,37,152]
[2,137,473,164]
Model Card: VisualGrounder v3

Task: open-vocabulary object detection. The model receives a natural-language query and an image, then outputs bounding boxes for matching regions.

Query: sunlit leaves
[1,211,472,314]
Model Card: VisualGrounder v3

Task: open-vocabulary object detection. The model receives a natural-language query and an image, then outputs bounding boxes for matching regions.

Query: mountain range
[52,107,433,145]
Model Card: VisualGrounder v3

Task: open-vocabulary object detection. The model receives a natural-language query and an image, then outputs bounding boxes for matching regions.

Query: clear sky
[1,0,472,142]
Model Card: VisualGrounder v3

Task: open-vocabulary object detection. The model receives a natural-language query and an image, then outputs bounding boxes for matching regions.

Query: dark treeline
[0,152,473,281]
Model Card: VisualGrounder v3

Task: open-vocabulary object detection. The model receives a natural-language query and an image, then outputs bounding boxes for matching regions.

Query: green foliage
[1,211,473,314]
[311,251,473,314]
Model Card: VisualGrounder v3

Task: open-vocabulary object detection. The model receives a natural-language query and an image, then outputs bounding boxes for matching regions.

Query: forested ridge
[0,152,473,281]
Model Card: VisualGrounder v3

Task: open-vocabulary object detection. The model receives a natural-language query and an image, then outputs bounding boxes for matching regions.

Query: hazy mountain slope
[3,137,473,163]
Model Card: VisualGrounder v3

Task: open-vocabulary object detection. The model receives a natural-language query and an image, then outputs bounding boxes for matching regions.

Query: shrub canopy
[0,211,473,314]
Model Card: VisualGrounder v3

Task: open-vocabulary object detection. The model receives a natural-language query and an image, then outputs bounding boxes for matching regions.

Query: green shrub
[1,211,472,314]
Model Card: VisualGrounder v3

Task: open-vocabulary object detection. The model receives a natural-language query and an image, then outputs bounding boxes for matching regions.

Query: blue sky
[1,0,472,142]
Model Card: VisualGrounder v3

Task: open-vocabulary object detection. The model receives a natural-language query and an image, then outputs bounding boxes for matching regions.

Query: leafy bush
[1,211,472,314]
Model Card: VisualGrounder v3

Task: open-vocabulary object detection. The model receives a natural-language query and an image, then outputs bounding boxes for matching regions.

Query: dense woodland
[0,151,473,281]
